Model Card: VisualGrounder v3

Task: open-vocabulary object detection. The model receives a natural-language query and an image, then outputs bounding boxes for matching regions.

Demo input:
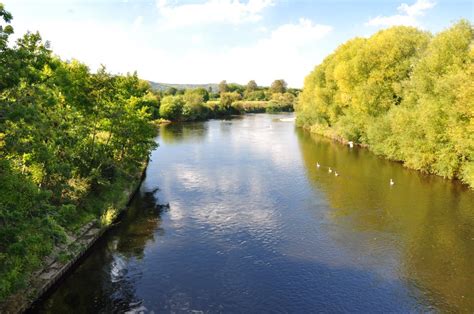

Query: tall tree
[218,80,228,95]
[246,80,258,93]
[270,79,287,94]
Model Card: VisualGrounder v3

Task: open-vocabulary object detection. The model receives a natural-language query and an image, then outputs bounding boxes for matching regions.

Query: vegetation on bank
[296,20,474,188]
[155,79,299,122]
[0,4,157,301]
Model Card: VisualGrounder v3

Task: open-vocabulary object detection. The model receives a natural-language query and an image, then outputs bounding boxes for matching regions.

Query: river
[32,113,474,313]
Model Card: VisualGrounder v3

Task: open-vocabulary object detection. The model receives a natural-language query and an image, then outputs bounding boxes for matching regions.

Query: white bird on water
[334,171,339,177]
[390,179,395,186]
[316,162,320,168]
[348,141,354,148]
[328,167,333,173]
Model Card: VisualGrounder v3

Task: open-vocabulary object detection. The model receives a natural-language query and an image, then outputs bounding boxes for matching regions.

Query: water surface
[34,113,474,313]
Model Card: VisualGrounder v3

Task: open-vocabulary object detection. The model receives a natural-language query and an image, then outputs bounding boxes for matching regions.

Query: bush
[219,92,242,113]
[159,95,184,120]
[245,90,266,101]
[181,90,209,121]
[232,101,267,113]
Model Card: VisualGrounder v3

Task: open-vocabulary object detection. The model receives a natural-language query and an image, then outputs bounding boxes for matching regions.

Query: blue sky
[2,0,473,87]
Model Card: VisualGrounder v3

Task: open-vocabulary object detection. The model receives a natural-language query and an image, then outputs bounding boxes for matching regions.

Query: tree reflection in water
[296,128,474,312]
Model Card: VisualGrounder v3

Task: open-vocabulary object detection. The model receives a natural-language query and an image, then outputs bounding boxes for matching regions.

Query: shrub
[159,95,184,120]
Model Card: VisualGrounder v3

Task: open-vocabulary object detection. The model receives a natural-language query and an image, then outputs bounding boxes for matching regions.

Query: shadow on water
[295,127,474,312]
[31,189,166,313]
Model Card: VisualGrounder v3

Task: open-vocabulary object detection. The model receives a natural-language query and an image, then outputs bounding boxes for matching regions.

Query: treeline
[156,79,300,121]
[296,20,474,188]
[0,4,157,300]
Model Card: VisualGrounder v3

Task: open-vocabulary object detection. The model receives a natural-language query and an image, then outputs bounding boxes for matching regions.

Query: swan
[348,141,354,148]
[328,167,332,173]
[390,179,395,186]
[334,171,339,176]
[316,162,320,168]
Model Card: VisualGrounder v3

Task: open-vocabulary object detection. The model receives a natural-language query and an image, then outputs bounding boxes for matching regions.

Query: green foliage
[159,95,184,120]
[0,159,67,300]
[0,4,157,300]
[270,79,288,94]
[271,93,295,109]
[296,20,474,187]
[231,101,267,113]
[165,86,177,95]
[227,83,244,95]
[218,80,228,94]
[192,87,210,102]
[245,90,266,101]
[219,92,242,112]
[245,80,258,94]
[182,89,208,121]
[153,82,298,121]
[152,80,297,121]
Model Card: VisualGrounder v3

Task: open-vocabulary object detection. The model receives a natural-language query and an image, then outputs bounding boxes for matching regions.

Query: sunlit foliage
[0,4,157,300]
[296,21,474,187]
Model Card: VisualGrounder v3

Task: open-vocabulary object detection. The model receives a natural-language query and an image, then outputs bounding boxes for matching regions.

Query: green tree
[0,4,158,299]
[245,90,266,101]
[296,20,474,188]
[218,80,228,95]
[193,87,210,102]
[159,95,184,120]
[182,89,207,121]
[165,86,177,95]
[270,79,287,94]
[246,80,258,93]
[220,92,241,111]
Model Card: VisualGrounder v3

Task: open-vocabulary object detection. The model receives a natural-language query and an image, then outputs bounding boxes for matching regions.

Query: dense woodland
[296,20,474,188]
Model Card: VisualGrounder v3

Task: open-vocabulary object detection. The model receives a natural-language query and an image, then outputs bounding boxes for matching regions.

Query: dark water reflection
[34,114,474,313]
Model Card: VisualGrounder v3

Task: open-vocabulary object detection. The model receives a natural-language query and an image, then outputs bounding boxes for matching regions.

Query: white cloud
[365,0,436,27]
[200,18,332,86]
[191,34,204,44]
[8,3,330,87]
[365,14,419,27]
[267,18,332,46]
[136,17,331,86]
[398,0,436,16]
[132,16,144,30]
[10,16,167,81]
[156,0,275,29]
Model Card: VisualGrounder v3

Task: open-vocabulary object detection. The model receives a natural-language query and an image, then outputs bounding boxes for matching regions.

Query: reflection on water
[296,129,474,312]
[159,121,209,144]
[34,114,474,313]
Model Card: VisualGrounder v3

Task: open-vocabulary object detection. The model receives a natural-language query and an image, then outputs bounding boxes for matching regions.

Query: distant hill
[149,81,219,93]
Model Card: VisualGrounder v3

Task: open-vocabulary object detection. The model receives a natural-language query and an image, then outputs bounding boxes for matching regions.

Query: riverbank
[296,122,472,188]
[295,21,473,189]
[0,162,148,313]
[153,103,294,126]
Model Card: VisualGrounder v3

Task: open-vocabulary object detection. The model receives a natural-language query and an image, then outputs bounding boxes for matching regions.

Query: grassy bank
[0,162,147,311]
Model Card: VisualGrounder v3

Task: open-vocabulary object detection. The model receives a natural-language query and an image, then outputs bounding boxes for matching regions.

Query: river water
[33,113,474,313]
